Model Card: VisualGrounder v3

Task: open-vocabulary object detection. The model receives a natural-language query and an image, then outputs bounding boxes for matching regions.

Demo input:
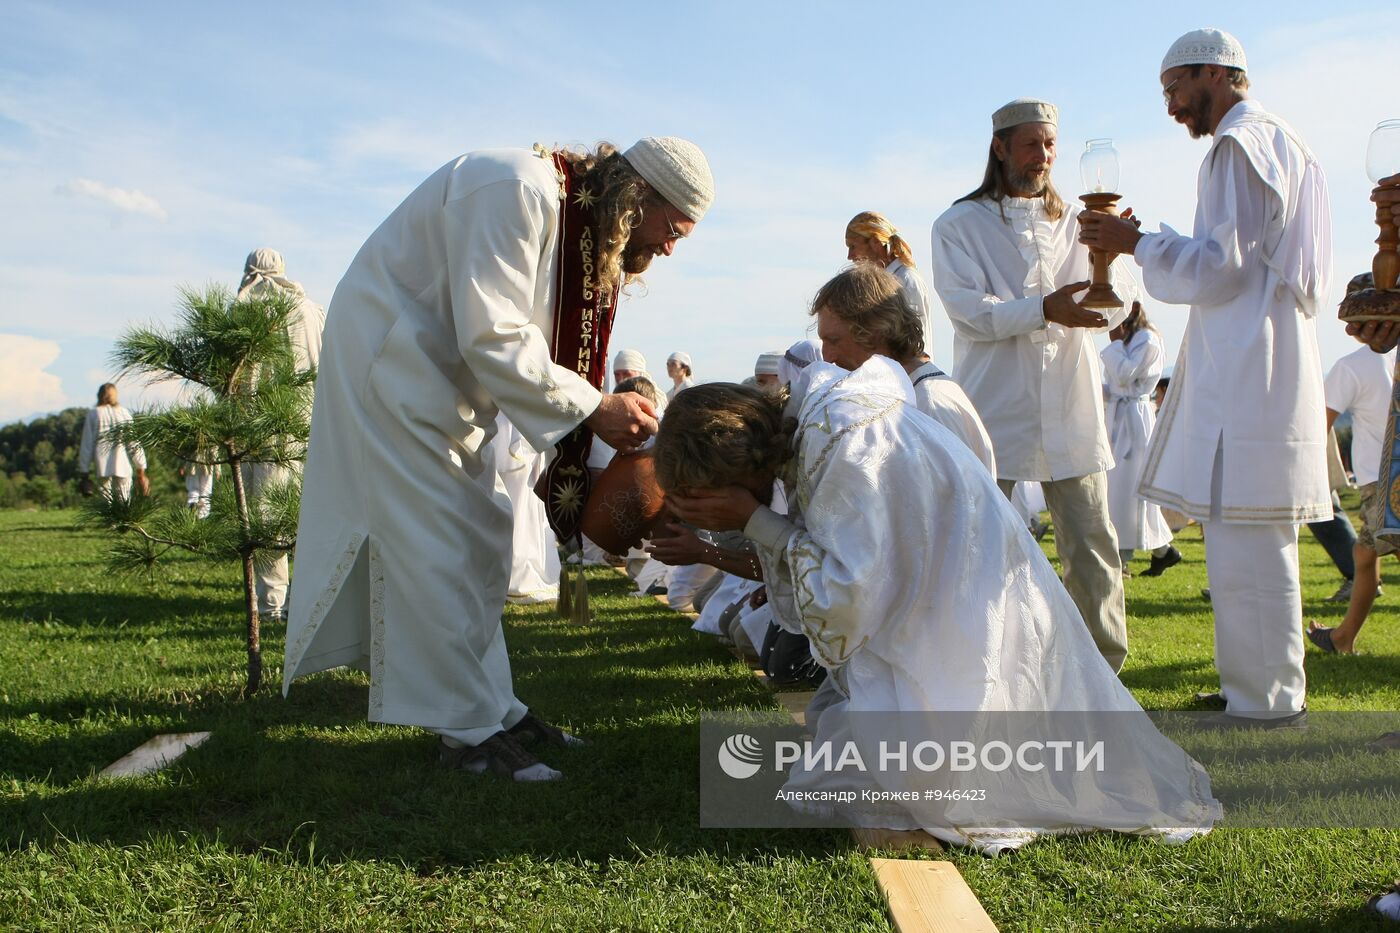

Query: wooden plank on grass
[98,732,211,779]
[870,858,997,932]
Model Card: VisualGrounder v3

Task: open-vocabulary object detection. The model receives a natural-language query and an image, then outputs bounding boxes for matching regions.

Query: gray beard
[1004,166,1048,197]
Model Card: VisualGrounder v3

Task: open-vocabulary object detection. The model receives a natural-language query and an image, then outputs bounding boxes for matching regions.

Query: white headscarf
[778,339,822,387]
[238,248,305,300]
[613,348,647,373]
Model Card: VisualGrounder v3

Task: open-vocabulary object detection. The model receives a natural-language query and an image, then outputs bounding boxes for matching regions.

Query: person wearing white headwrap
[754,351,783,387]
[1079,28,1330,725]
[612,348,648,387]
[665,351,694,401]
[236,248,326,621]
[930,97,1134,673]
[282,137,714,781]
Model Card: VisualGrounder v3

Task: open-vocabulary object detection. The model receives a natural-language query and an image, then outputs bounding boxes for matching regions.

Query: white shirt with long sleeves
[1101,329,1172,550]
[78,404,146,478]
[1134,100,1331,524]
[284,148,604,730]
[886,259,933,353]
[931,195,1132,482]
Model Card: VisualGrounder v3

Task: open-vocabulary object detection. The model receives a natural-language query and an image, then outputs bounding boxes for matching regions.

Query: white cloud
[57,177,167,220]
[0,334,69,422]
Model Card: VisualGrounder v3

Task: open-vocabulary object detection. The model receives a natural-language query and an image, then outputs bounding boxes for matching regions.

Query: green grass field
[2,507,1399,931]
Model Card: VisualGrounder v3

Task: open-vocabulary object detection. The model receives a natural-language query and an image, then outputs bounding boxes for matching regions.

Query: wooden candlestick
[1340,181,1400,322]
[1079,192,1125,310]
[1373,182,1400,291]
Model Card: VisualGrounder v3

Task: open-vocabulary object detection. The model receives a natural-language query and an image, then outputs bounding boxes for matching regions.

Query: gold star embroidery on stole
[572,186,597,209]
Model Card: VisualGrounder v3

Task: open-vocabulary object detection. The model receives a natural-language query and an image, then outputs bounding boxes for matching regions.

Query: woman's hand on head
[666,486,761,532]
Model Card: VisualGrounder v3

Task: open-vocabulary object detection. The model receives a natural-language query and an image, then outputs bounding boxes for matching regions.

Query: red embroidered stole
[538,151,621,542]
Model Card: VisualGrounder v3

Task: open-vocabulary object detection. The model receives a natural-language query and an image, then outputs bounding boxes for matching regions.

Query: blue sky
[2,1,1398,421]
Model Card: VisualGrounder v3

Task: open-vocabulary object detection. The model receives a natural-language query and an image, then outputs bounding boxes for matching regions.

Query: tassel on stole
[571,569,590,624]
[557,564,572,618]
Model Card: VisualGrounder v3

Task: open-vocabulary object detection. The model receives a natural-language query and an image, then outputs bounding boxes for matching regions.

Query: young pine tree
[85,284,315,697]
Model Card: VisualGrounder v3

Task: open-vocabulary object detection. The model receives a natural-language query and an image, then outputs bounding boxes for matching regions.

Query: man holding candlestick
[930,97,1134,674]
[1078,28,1332,726]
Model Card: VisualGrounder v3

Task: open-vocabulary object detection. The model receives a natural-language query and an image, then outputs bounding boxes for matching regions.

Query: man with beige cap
[283,137,714,779]
[1080,28,1331,726]
[930,97,1134,674]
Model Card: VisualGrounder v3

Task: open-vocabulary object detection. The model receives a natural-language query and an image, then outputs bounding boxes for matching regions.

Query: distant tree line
[0,407,181,509]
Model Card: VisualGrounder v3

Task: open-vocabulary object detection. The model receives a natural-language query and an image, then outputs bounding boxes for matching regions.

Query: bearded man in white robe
[1080,29,1331,725]
[283,137,713,780]
[658,363,1219,852]
[930,98,1133,672]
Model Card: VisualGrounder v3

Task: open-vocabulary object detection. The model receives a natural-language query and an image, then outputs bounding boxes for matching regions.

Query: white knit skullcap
[755,350,783,377]
[623,136,714,222]
[992,98,1059,132]
[1160,28,1247,76]
[667,351,692,368]
[613,348,647,373]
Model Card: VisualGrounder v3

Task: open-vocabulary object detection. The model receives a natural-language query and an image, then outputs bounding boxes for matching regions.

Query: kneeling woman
[655,357,1220,852]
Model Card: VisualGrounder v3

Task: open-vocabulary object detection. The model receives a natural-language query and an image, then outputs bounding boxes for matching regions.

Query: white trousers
[1203,444,1306,716]
[185,474,214,518]
[244,462,293,616]
[98,475,132,500]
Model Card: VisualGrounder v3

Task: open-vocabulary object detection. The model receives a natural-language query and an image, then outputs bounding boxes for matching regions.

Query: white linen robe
[745,358,1219,850]
[1134,100,1331,523]
[1101,330,1172,550]
[79,405,146,478]
[907,361,996,475]
[931,196,1133,481]
[493,413,560,602]
[283,149,602,734]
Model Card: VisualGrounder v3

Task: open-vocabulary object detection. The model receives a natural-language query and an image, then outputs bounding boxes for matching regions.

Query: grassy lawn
[1,506,1398,931]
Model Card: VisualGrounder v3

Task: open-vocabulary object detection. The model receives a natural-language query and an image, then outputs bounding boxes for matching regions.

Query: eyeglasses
[658,201,688,241]
[1161,76,1184,104]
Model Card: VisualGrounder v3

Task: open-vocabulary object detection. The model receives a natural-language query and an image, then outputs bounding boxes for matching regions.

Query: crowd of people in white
[78,26,1400,877]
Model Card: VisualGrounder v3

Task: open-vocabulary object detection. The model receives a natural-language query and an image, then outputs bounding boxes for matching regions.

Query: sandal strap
[509,710,572,748]
[440,731,541,778]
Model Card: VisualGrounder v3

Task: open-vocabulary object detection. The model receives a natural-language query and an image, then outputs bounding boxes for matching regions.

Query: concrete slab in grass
[98,732,211,779]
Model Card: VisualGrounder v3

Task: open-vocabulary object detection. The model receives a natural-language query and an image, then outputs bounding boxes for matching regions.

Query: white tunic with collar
[906,361,996,475]
[283,148,602,729]
[931,195,1132,482]
[1134,100,1332,524]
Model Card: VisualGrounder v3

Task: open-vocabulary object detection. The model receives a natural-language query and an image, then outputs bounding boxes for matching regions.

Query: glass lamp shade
[1366,120,1400,184]
[1080,139,1120,194]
